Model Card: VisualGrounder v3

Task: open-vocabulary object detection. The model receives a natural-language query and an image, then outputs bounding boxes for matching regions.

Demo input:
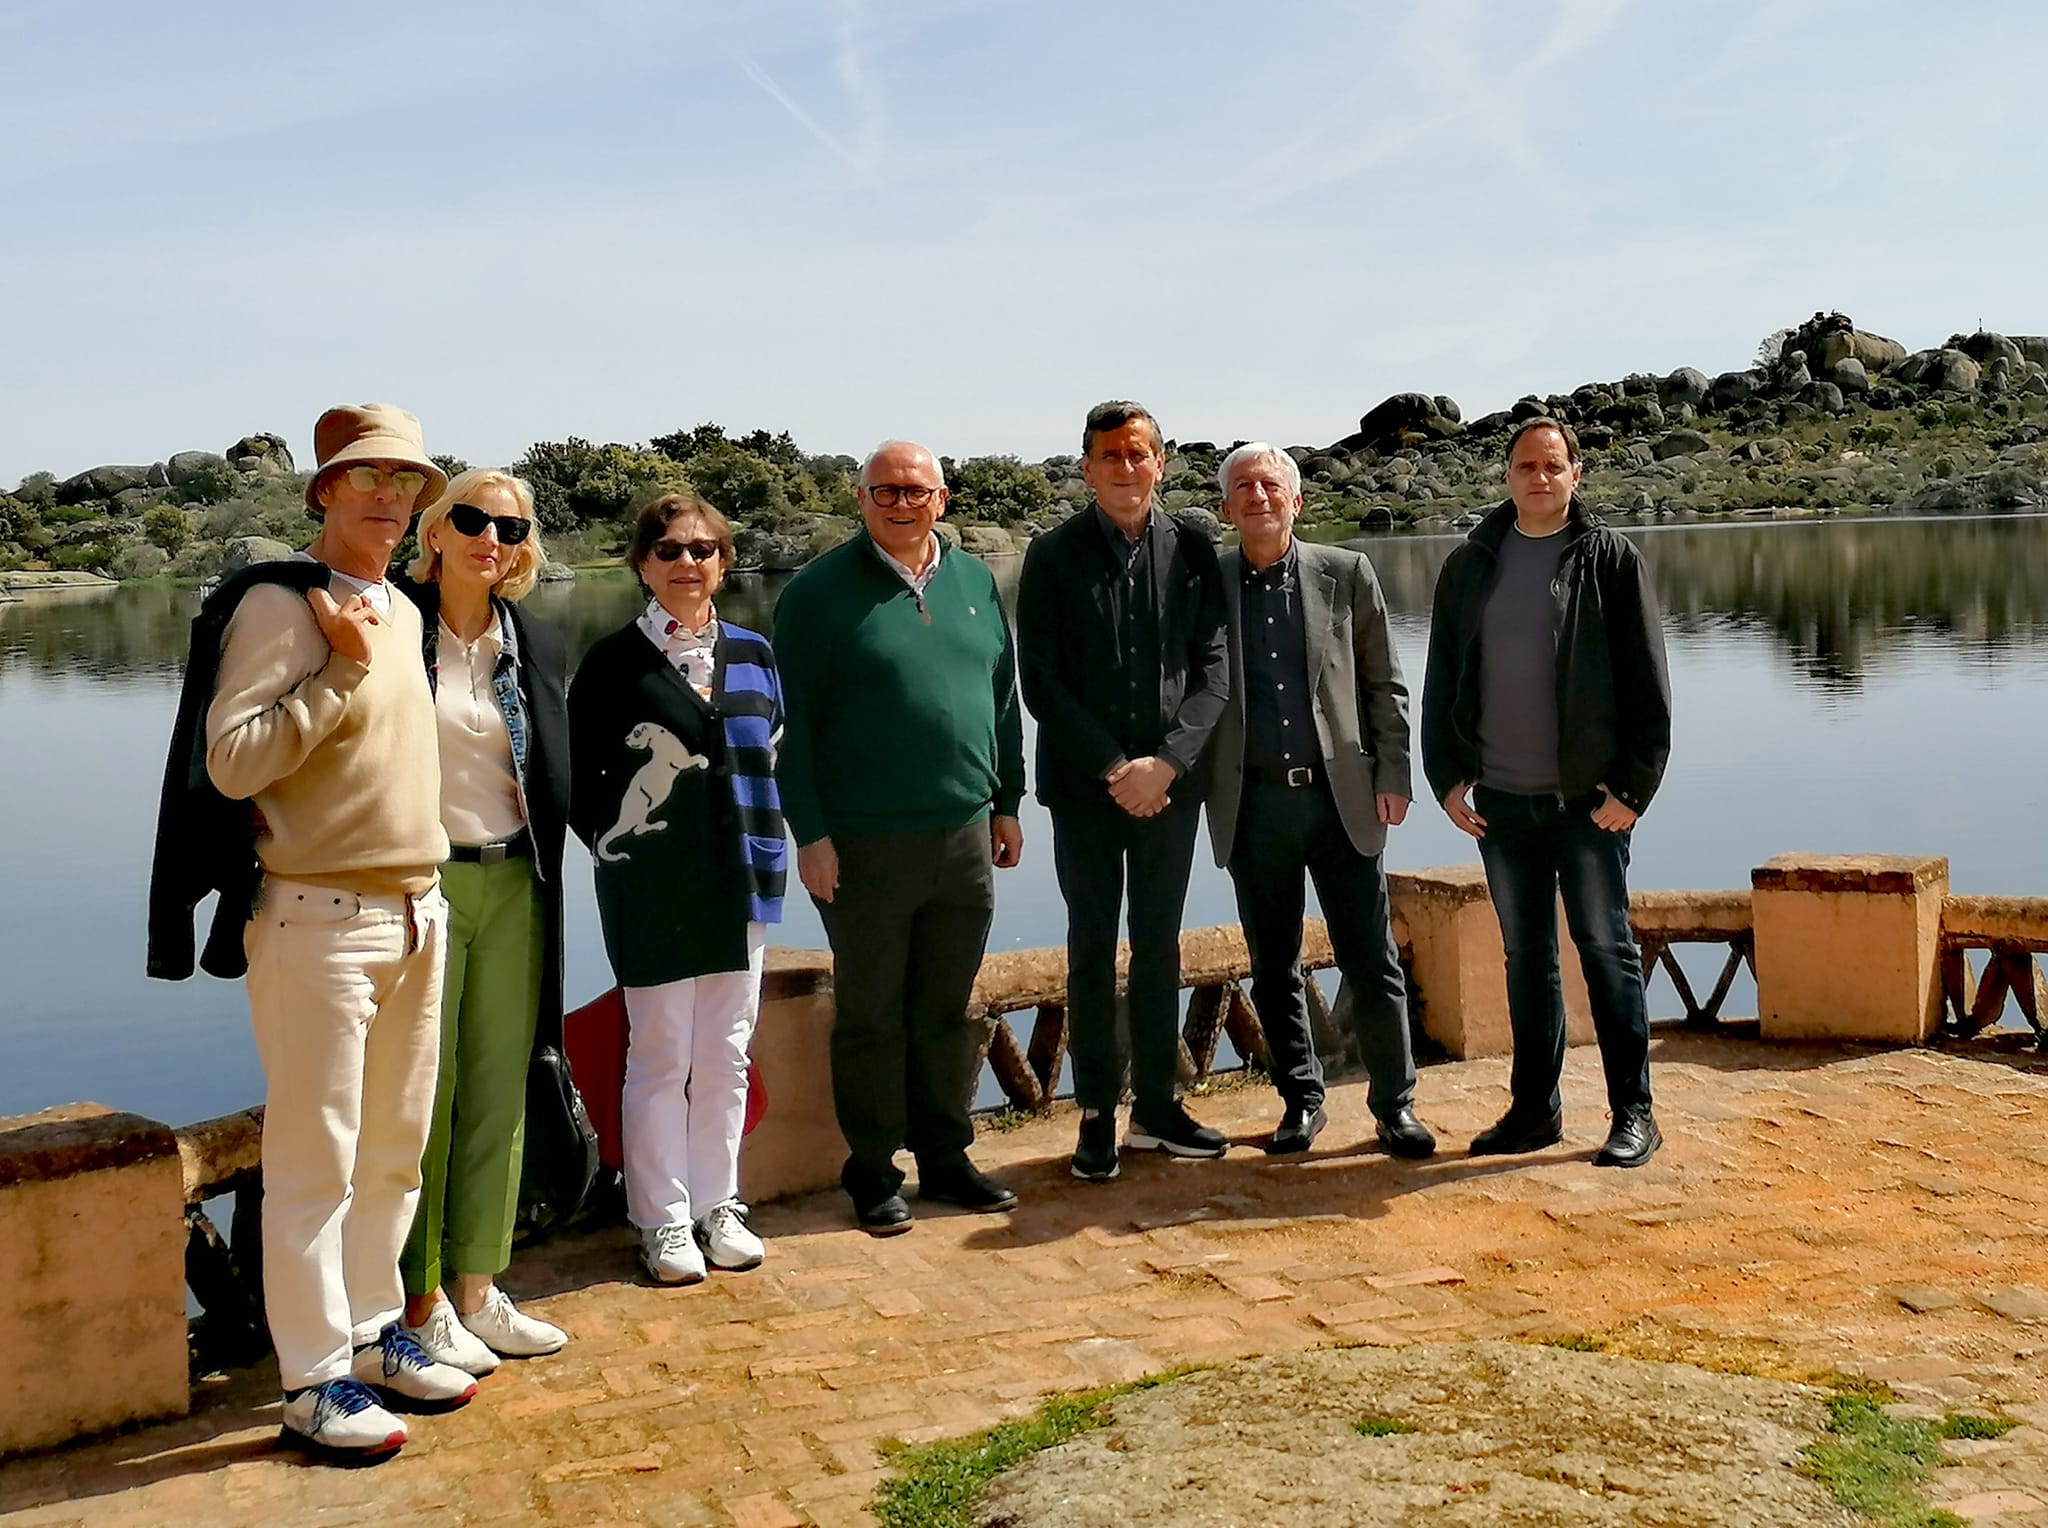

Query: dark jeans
[1051,796,1201,1120]
[1227,780,1417,1121]
[815,823,994,1203]
[1472,785,1653,1118]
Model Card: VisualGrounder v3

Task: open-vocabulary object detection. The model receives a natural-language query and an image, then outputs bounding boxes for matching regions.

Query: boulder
[958,525,1020,558]
[1954,332,2025,369]
[1778,351,1813,392]
[1432,395,1462,424]
[1175,507,1224,541]
[1598,395,1663,432]
[1729,437,1793,465]
[1660,368,1711,409]
[1830,357,1869,394]
[1801,381,1846,414]
[2015,337,2048,368]
[1620,373,1660,398]
[1709,370,1763,409]
[535,561,576,584]
[1931,349,1981,392]
[1652,428,1713,460]
[112,487,164,513]
[1358,504,1395,531]
[167,450,232,488]
[1343,392,1464,453]
[1624,442,1656,468]
[1815,328,1908,373]
[56,464,154,503]
[227,433,295,477]
[220,535,294,572]
[110,543,169,581]
[1510,396,1549,423]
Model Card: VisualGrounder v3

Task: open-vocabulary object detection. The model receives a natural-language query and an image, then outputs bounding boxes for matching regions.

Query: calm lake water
[5,513,2047,1126]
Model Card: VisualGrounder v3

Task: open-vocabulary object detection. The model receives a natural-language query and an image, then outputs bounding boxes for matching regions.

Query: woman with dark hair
[568,493,788,1285]
[395,468,574,1372]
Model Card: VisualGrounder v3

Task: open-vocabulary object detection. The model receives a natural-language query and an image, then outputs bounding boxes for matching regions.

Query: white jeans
[622,925,766,1230]
[245,877,445,1390]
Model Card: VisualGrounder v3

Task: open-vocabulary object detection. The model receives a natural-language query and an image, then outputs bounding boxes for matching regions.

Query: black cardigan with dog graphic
[568,619,781,987]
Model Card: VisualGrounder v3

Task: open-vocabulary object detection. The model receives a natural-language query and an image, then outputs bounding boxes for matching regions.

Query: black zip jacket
[1421,498,1672,814]
[147,559,333,981]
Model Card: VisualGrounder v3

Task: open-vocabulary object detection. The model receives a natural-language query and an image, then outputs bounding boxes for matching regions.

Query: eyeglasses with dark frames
[865,484,939,508]
[446,503,533,544]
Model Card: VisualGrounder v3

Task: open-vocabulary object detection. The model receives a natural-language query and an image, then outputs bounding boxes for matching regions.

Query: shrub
[0,493,33,542]
[173,461,240,506]
[12,471,55,508]
[142,504,192,552]
[513,438,691,531]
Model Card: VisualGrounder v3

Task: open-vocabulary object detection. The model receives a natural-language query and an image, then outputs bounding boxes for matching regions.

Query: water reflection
[8,515,2048,689]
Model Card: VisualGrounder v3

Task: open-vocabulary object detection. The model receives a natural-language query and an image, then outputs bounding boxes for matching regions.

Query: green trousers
[401,855,544,1293]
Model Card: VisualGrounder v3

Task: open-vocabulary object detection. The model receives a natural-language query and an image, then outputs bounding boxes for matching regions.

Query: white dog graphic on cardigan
[596,722,709,862]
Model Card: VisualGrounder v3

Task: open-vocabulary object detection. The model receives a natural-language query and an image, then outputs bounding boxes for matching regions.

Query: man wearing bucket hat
[203,404,478,1459]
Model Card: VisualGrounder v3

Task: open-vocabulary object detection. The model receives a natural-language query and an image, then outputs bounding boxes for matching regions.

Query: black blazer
[1015,506,1229,815]
[398,577,573,1047]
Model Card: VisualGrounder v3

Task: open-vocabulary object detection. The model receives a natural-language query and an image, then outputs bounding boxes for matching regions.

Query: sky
[4,0,2045,485]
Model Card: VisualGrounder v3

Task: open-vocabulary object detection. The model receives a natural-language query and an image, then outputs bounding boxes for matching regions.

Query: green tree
[945,455,1054,525]
[512,438,690,531]
[0,493,35,543]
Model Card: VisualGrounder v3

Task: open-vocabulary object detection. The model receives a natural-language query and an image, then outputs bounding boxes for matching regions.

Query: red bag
[562,986,767,1173]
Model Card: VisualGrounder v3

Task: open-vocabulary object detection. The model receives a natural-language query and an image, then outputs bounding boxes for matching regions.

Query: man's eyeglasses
[865,484,939,509]
[342,464,428,495]
[446,503,533,545]
[652,538,722,564]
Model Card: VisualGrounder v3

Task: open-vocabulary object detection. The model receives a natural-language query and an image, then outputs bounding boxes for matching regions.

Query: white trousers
[622,925,766,1231]
[245,877,445,1390]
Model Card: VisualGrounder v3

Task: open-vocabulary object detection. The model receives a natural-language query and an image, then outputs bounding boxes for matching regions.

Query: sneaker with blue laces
[279,1377,407,1459]
[351,1321,479,1409]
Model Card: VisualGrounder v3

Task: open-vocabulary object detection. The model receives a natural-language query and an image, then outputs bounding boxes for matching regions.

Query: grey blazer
[1204,538,1413,864]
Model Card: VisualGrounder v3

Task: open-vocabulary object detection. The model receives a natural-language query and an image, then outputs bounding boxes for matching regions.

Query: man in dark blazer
[1205,444,1435,1158]
[1017,400,1230,1182]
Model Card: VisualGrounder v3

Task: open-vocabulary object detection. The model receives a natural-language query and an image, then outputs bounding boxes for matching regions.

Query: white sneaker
[405,1299,500,1377]
[279,1378,407,1458]
[351,1322,479,1408]
[640,1223,706,1285]
[459,1285,568,1357]
[696,1201,766,1271]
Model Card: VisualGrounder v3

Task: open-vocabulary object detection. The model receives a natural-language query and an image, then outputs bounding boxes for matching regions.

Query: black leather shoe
[918,1163,1018,1213]
[1592,1106,1662,1169]
[1071,1110,1121,1181]
[1375,1107,1437,1160]
[852,1193,915,1236]
[1264,1104,1327,1155]
[1468,1107,1565,1157]
[1127,1102,1227,1159]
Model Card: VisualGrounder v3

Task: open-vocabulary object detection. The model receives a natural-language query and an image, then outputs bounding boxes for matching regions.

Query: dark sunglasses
[652,539,722,564]
[446,503,533,545]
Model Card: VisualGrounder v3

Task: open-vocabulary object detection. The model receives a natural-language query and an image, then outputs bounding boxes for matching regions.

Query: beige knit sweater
[205,583,447,895]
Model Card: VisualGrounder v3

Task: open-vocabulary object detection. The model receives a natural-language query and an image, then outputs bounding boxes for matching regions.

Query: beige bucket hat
[304,402,449,511]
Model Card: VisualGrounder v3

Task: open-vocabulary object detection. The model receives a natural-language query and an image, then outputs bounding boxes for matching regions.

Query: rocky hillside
[6,312,2046,582]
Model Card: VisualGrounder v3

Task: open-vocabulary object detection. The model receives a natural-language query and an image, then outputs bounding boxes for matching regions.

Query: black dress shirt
[1240,541,1317,773]
[1092,505,1163,764]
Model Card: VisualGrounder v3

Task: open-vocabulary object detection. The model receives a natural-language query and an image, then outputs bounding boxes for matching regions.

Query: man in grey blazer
[1205,443,1434,1158]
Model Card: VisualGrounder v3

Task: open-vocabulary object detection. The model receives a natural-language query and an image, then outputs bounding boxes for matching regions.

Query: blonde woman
[396,469,573,1370]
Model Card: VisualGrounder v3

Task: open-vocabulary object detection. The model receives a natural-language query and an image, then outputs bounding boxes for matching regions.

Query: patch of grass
[1539,1333,1607,1353]
[872,1371,1197,1528]
[1940,1412,2017,1441]
[1352,1415,1417,1438]
[1801,1392,1964,1528]
[979,1106,1035,1134]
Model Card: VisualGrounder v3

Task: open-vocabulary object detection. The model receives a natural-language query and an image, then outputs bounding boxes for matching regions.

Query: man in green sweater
[776,439,1027,1235]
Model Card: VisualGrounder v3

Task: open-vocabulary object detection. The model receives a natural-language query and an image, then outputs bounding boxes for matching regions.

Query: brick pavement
[7,1032,2048,1526]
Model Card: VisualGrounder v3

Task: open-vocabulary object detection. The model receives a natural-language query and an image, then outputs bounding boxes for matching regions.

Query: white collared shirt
[637,599,718,699]
[435,613,524,845]
[874,534,944,597]
[294,551,392,614]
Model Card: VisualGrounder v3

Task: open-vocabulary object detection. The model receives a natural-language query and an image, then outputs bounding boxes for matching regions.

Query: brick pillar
[1388,865,1592,1060]
[1752,854,1949,1044]
[0,1104,189,1453]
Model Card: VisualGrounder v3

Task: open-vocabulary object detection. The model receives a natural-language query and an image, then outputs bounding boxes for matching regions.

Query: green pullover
[774,534,1025,844]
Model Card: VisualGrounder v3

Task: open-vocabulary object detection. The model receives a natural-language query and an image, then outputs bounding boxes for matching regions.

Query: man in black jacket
[1421,417,1673,1169]
[1017,401,1229,1182]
